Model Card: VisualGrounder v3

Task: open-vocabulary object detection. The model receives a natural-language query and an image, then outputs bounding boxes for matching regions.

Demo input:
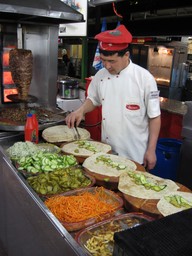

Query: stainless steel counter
[160,97,188,116]
[0,144,86,256]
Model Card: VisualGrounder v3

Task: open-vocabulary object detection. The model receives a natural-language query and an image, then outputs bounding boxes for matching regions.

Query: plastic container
[150,138,182,181]
[36,143,61,153]
[75,212,154,256]
[24,113,37,143]
[30,110,39,143]
[27,167,96,200]
[45,187,124,232]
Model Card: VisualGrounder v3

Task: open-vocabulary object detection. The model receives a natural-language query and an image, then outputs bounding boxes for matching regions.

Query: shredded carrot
[45,187,120,224]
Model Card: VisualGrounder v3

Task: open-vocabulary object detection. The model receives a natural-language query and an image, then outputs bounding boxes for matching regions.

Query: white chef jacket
[87,60,161,164]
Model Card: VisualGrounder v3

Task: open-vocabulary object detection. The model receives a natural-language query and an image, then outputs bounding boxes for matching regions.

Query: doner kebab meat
[9,48,33,100]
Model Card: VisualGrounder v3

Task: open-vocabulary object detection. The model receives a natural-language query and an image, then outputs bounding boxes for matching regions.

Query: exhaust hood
[0,0,84,24]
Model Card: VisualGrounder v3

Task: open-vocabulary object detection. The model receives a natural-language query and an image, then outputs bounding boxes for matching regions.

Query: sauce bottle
[30,110,39,144]
[24,113,36,142]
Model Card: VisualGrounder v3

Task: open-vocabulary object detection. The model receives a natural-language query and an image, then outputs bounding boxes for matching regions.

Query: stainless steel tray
[0,119,65,131]
[0,104,66,131]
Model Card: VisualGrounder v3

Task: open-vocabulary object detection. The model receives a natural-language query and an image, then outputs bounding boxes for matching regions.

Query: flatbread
[118,171,179,200]
[61,140,112,157]
[157,191,192,216]
[42,125,90,143]
[82,152,137,177]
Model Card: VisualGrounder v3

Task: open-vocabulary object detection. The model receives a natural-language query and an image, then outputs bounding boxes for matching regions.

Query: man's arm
[144,115,161,170]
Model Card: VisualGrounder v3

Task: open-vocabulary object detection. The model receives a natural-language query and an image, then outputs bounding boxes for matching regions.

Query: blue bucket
[150,138,182,181]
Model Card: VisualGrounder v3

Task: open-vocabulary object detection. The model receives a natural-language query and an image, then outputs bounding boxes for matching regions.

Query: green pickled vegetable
[74,140,98,153]
[128,171,167,192]
[165,195,192,209]
[96,155,127,170]
[27,167,92,196]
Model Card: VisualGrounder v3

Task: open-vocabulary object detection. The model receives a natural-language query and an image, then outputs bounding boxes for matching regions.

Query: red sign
[126,104,140,110]
[132,37,153,44]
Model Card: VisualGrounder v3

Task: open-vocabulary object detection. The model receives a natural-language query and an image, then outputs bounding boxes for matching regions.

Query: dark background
[87,0,192,37]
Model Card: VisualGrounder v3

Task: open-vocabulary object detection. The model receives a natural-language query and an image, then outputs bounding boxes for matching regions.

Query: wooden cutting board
[122,170,191,219]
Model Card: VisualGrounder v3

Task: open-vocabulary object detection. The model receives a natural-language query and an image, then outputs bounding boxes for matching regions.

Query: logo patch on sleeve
[150,91,160,99]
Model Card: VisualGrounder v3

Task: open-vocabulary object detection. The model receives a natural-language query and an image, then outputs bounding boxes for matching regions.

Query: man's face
[100,51,129,75]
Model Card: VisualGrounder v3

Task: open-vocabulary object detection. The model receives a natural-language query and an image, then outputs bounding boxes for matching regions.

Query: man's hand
[65,109,84,128]
[65,98,96,128]
[143,149,157,171]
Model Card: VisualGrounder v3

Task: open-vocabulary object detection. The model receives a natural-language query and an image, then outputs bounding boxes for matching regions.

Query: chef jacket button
[106,137,109,139]
[116,75,119,78]
[102,98,104,101]
[103,118,105,120]
[101,79,103,81]
[107,77,110,80]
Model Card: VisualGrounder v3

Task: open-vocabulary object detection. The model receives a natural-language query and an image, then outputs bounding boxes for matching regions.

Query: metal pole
[81,37,88,82]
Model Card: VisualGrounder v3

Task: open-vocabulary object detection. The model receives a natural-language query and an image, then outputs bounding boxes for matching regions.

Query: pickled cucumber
[165,195,192,209]
[128,171,167,192]
[27,167,92,196]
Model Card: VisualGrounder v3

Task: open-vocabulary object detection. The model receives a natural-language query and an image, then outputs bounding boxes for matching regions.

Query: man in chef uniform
[65,25,161,170]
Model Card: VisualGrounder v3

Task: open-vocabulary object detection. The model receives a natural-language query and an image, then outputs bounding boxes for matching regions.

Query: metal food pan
[0,103,66,131]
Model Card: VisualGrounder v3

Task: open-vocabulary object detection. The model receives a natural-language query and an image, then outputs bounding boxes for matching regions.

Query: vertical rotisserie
[9,48,33,100]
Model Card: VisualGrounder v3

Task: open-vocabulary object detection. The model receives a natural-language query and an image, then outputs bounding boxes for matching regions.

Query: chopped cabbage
[7,141,39,160]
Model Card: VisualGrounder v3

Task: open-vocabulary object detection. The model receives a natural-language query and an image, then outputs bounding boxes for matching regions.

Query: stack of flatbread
[42,125,90,143]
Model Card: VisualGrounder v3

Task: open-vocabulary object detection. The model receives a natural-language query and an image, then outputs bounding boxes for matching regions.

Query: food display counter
[0,142,86,256]
[0,135,192,255]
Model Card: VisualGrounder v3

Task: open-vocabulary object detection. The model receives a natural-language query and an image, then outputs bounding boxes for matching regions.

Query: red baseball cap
[95,25,132,51]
